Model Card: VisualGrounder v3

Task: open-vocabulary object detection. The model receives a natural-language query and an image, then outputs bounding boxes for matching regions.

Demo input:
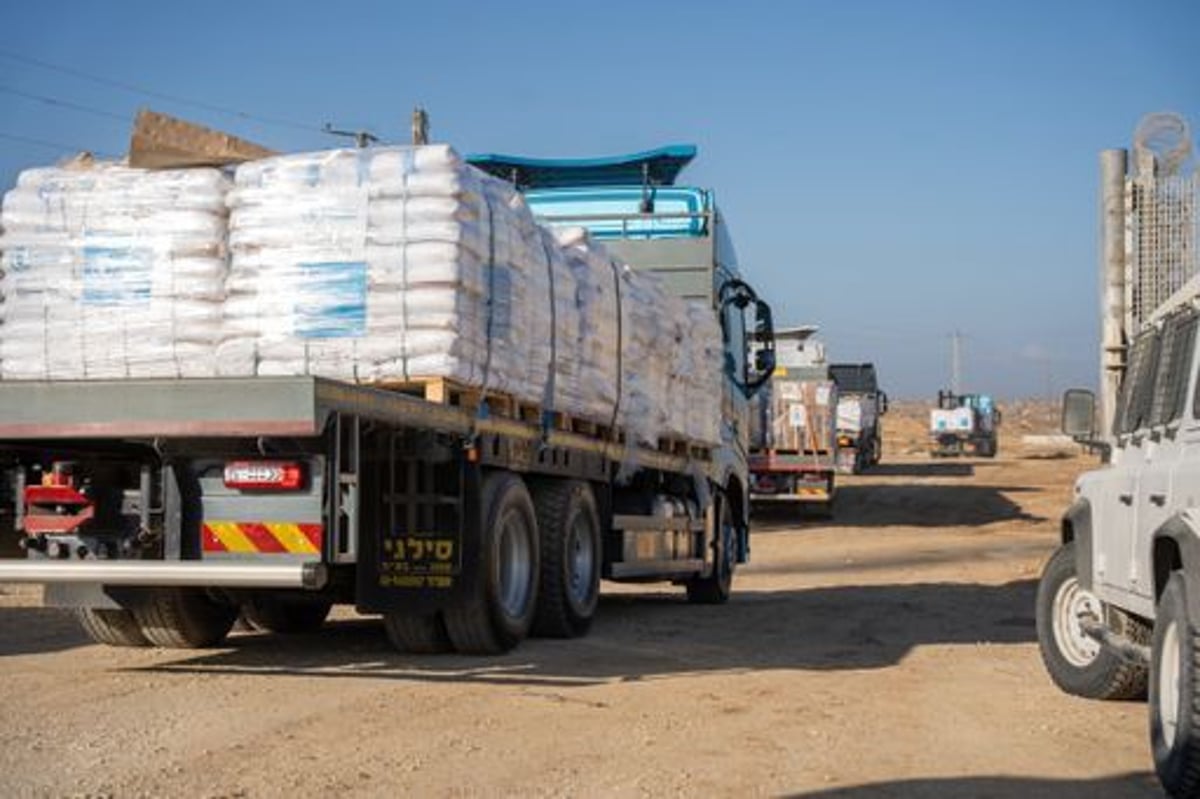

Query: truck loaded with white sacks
[0,142,775,655]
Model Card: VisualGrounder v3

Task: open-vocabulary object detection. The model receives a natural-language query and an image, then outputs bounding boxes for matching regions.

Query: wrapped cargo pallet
[0,164,230,379]
[219,146,568,411]
[680,304,723,445]
[753,376,838,453]
[556,227,684,446]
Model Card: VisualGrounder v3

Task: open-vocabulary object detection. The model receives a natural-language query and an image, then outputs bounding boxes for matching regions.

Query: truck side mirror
[879,392,889,414]
[1062,389,1096,440]
[745,299,776,397]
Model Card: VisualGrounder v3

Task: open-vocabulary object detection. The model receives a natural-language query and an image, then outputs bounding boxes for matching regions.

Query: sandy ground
[0,405,1162,798]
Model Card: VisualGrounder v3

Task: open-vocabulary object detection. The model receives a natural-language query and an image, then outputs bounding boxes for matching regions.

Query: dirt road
[0,410,1162,797]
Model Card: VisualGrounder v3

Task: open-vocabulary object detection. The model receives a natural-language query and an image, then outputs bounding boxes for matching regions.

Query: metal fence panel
[1126,173,1199,330]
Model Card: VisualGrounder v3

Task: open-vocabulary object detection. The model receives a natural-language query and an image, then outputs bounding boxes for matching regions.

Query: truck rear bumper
[750,491,831,503]
[0,560,327,589]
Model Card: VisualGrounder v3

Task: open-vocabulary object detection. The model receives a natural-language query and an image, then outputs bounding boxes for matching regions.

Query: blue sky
[1,0,1197,398]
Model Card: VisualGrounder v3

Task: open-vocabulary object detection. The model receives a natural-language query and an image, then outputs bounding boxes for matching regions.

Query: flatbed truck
[0,146,775,655]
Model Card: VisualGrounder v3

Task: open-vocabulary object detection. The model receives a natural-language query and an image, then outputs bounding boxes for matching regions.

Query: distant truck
[929,390,1000,457]
[829,363,887,474]
[749,327,838,514]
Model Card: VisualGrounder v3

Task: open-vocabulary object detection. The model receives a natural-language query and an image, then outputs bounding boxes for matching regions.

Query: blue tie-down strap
[292,261,367,339]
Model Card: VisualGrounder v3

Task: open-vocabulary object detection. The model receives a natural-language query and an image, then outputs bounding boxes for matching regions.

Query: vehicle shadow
[0,604,89,657]
[861,462,975,478]
[753,484,1044,531]
[125,579,1042,687]
[785,772,1159,798]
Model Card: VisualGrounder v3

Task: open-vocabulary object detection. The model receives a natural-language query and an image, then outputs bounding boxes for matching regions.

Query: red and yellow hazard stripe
[796,487,830,500]
[202,521,322,555]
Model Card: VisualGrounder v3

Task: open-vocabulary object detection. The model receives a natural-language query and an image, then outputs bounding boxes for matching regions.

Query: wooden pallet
[374,376,710,460]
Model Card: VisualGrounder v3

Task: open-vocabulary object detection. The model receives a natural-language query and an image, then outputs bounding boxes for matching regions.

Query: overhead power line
[0,47,321,134]
[0,84,128,123]
[0,130,115,158]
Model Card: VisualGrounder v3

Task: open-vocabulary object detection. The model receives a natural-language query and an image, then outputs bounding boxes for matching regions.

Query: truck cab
[468,145,775,562]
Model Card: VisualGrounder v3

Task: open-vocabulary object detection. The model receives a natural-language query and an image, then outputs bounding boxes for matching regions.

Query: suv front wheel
[1035,541,1148,700]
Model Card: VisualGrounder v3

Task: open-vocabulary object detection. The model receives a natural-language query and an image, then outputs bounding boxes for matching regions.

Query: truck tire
[241,595,332,634]
[443,471,539,654]
[687,491,734,604]
[132,588,238,649]
[1035,542,1148,700]
[73,607,150,647]
[383,611,452,654]
[1151,572,1200,797]
[530,480,601,638]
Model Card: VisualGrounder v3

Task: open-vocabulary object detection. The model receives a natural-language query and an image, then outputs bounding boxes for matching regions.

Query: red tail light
[223,461,305,491]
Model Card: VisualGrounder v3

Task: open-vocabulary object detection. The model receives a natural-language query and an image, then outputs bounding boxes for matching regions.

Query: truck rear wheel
[1035,542,1147,699]
[687,491,734,604]
[1151,572,1200,797]
[241,595,332,634]
[383,611,452,654]
[132,588,238,649]
[530,479,601,638]
[74,607,150,648]
[443,471,539,654]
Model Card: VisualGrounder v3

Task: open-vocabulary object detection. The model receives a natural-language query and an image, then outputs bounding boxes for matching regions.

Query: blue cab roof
[465,144,696,189]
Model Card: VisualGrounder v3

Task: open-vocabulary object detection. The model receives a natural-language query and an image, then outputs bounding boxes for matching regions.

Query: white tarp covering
[0,165,230,378]
[0,145,724,447]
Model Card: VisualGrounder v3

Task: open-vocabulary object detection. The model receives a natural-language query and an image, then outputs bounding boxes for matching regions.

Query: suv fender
[1152,513,1200,618]
[1062,498,1094,591]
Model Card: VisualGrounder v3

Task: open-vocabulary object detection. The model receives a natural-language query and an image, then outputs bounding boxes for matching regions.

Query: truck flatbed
[0,377,704,476]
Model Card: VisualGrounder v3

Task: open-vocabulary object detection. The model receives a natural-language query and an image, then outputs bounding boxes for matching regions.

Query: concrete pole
[951,330,962,394]
[1099,149,1128,437]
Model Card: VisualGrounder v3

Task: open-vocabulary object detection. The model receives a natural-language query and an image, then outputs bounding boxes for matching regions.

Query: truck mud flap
[355,433,476,614]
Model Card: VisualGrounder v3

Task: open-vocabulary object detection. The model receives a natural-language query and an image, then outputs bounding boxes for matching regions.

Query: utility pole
[950,330,963,394]
[412,107,429,145]
[1099,149,1128,438]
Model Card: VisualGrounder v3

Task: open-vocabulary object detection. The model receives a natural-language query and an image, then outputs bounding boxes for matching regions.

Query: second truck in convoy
[0,144,776,656]
[748,326,839,514]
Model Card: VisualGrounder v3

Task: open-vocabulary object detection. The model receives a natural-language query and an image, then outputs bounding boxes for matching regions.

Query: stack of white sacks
[0,145,723,446]
[0,165,229,378]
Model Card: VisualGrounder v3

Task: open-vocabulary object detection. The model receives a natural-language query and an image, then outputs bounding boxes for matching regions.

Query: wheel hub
[565,515,595,607]
[1052,577,1102,667]
[496,508,533,619]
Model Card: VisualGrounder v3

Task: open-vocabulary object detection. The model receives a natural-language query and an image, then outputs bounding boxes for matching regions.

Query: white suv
[1037,303,1200,797]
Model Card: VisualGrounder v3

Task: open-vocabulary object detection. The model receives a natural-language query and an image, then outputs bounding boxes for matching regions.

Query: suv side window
[1114,329,1161,436]
[1151,310,1198,427]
